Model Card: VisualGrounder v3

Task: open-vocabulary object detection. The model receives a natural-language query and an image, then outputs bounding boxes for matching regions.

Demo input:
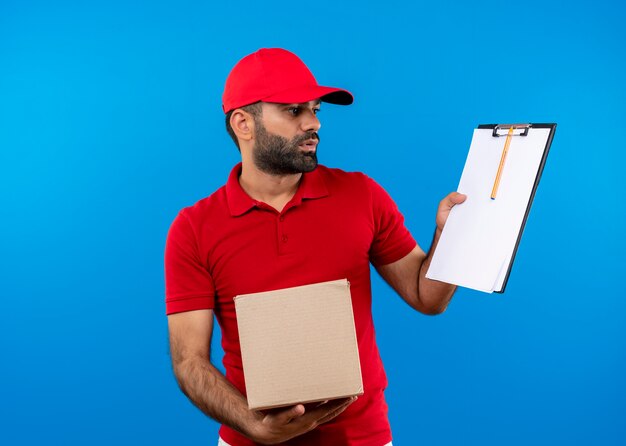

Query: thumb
[449,192,467,205]
[270,404,306,425]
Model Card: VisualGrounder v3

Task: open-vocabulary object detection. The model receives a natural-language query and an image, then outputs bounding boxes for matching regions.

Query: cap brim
[262,85,353,106]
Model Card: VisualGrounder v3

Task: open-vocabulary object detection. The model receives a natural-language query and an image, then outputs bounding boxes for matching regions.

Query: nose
[301,109,321,133]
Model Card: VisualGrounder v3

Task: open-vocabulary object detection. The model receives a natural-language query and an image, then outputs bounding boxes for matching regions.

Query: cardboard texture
[234,279,363,410]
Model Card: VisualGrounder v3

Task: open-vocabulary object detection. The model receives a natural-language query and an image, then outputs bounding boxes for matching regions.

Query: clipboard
[426,123,556,293]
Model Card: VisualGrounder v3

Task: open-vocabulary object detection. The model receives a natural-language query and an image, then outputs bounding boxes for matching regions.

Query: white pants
[218,438,392,446]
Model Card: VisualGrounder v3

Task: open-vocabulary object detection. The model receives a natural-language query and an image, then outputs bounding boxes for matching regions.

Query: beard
[252,120,320,176]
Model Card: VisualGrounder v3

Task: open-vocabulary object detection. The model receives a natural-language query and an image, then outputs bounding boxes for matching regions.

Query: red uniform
[165,163,416,445]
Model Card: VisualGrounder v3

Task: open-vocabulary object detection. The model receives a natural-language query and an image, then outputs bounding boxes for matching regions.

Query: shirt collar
[226,163,329,217]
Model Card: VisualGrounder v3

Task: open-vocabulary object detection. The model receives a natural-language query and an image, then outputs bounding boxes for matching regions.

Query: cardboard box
[234,278,363,410]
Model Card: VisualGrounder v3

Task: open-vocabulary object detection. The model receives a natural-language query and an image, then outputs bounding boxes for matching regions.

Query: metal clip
[492,124,531,137]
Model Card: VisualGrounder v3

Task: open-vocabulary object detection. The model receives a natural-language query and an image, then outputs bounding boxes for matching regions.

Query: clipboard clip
[493,124,531,137]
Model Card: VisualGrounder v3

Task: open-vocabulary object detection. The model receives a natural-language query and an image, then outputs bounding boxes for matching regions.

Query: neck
[238,159,302,212]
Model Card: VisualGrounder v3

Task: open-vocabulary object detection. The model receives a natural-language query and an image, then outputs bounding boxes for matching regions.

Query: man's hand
[169,310,356,444]
[248,397,357,445]
[375,191,467,314]
[435,192,467,231]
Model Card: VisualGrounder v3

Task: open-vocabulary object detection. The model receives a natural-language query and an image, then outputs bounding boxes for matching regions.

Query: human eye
[313,107,321,115]
[286,106,301,116]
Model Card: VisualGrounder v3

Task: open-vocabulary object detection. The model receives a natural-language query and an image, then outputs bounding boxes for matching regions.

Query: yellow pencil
[491,126,515,199]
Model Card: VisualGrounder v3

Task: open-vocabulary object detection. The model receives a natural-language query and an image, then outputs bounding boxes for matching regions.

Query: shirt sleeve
[366,176,417,267]
[164,210,215,315]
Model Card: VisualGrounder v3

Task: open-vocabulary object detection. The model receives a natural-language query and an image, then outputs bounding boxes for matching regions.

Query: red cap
[222,48,353,114]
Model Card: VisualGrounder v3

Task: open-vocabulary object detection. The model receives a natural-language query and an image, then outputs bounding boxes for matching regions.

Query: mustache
[293,132,320,145]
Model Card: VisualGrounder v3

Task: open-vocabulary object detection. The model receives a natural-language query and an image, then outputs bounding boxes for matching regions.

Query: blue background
[1,0,625,444]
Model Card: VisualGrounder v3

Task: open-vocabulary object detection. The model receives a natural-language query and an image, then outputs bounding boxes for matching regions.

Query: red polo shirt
[165,163,416,446]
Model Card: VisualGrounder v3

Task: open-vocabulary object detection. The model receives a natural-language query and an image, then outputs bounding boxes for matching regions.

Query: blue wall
[1,0,624,444]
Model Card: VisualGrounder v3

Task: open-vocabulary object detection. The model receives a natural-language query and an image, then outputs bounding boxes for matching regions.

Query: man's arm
[168,309,356,445]
[376,192,466,315]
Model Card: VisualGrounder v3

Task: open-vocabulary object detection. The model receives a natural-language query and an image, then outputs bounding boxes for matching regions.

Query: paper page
[426,127,550,292]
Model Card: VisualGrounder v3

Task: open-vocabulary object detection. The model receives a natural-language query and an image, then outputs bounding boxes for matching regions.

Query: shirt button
[281,235,288,243]
[279,216,285,222]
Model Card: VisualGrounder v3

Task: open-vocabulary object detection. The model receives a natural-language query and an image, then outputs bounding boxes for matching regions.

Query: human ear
[230,110,255,143]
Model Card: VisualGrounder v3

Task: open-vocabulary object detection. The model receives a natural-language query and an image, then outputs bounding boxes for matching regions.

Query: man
[165,48,466,446]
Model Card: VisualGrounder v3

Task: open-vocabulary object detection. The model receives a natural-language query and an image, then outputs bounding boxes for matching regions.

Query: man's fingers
[264,397,355,430]
[438,192,467,213]
[436,192,467,230]
[307,397,356,424]
[450,192,467,204]
[257,397,356,444]
[314,398,355,425]
[444,192,466,208]
[267,404,306,425]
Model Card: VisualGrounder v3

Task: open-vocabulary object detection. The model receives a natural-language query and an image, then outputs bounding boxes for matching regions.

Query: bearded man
[165,48,465,446]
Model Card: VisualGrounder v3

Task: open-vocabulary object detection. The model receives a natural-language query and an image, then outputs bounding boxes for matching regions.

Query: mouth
[298,139,318,153]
